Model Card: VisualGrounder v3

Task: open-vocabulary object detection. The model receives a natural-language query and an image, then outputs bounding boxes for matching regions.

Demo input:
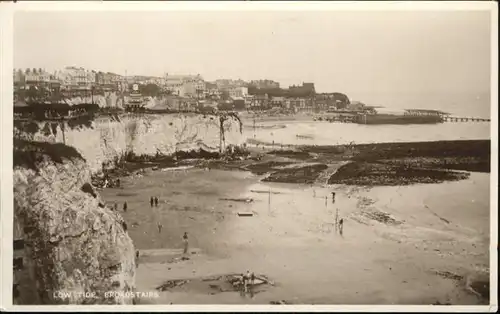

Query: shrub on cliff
[14,139,84,172]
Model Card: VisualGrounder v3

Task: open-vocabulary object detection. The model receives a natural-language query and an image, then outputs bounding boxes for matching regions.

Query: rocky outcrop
[16,113,246,174]
[13,140,135,304]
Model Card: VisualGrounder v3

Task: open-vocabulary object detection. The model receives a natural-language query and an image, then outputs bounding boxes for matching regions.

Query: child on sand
[157,222,163,234]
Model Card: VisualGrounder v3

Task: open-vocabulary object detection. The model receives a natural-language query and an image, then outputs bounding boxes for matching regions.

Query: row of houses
[14,67,352,112]
[14,67,282,95]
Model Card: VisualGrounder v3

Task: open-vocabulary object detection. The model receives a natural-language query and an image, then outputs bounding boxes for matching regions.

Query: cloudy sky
[14,9,492,105]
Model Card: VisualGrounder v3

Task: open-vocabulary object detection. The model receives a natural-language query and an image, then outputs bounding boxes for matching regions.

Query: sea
[243,91,493,146]
[245,120,491,146]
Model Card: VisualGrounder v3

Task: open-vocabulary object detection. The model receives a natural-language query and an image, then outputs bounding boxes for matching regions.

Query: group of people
[241,271,257,295]
[150,196,160,207]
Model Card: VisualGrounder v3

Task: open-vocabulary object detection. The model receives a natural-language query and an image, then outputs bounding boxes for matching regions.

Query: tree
[25,68,30,74]
[139,83,160,97]
[32,68,37,74]
[332,92,350,109]
[38,68,43,74]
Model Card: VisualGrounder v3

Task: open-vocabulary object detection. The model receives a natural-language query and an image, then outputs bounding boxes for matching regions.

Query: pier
[442,116,490,123]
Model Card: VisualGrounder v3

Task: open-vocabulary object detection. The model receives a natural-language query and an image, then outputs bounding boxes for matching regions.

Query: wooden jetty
[442,116,490,123]
[313,108,490,124]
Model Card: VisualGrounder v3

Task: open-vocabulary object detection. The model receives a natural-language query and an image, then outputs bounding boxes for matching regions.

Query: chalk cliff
[13,140,135,304]
[12,112,245,304]
[17,113,246,173]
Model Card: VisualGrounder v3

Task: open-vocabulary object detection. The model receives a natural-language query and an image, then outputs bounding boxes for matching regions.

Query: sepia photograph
[1,1,497,311]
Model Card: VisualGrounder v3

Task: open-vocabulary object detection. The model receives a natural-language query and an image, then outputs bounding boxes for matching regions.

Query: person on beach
[243,270,251,293]
[114,203,118,211]
[150,197,154,208]
[331,192,336,204]
[157,222,163,234]
[155,197,159,207]
[135,250,140,268]
[339,218,344,236]
[182,232,189,254]
[123,201,128,212]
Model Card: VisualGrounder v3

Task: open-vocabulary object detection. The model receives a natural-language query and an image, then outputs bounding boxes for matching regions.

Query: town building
[288,82,316,98]
[249,79,280,89]
[13,69,25,85]
[285,98,306,111]
[165,74,204,98]
[95,71,124,91]
[56,67,96,91]
[24,69,52,84]
[249,94,270,110]
[205,82,221,98]
[228,86,248,98]
[214,79,249,90]
[270,96,286,108]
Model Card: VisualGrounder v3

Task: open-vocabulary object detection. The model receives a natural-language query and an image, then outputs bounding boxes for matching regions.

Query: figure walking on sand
[123,201,128,212]
[182,232,189,254]
[339,218,344,236]
[243,270,251,293]
[157,222,163,234]
[135,250,140,268]
[150,197,154,208]
[331,192,336,204]
[154,197,159,207]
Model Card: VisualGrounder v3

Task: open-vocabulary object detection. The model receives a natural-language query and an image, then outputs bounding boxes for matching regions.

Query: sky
[14,9,492,111]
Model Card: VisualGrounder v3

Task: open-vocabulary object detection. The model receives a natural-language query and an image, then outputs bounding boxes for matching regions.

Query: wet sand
[100,164,490,305]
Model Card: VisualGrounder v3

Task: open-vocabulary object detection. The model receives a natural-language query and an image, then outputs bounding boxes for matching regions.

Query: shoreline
[97,144,490,305]
[98,139,490,189]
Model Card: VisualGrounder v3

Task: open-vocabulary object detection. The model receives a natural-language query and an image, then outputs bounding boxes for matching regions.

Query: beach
[99,138,491,305]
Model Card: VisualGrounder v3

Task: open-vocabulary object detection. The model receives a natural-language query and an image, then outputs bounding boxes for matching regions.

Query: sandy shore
[99,141,490,305]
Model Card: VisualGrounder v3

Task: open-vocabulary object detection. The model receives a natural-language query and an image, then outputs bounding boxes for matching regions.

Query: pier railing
[442,116,490,123]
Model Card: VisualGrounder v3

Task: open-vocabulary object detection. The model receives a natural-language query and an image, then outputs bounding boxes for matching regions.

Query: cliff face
[13,141,135,304]
[12,112,244,304]
[19,113,246,173]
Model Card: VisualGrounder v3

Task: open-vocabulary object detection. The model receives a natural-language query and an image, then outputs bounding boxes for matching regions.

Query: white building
[228,86,248,98]
[165,74,205,98]
[24,70,51,83]
[57,66,96,89]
